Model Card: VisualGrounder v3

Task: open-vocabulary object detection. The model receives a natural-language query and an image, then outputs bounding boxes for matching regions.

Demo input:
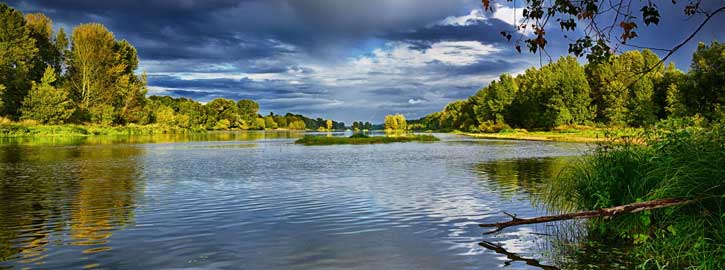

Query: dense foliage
[416,44,724,132]
[0,3,343,132]
[384,114,407,130]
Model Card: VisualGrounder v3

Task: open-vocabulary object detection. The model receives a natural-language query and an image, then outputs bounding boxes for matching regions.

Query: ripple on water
[0,134,592,270]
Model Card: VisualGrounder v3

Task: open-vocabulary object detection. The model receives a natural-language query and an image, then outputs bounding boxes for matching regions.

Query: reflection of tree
[70,146,141,253]
[472,157,573,201]
[0,144,144,266]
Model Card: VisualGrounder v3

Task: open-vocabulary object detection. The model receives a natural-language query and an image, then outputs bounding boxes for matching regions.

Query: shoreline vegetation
[295,134,439,145]
[453,126,641,143]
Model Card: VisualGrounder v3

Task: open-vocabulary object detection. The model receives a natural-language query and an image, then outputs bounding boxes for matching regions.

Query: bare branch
[480,198,694,235]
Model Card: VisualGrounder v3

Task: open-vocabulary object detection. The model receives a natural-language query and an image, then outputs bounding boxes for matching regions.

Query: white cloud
[436,9,486,26]
[408,98,425,105]
[491,4,525,29]
[436,6,525,33]
[350,41,501,72]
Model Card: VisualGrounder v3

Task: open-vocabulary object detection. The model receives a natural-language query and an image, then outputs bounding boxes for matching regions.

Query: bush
[548,121,724,268]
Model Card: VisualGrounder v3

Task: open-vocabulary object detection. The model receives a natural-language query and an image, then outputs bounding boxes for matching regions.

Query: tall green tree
[0,4,38,117]
[654,63,685,118]
[472,74,518,126]
[68,23,117,122]
[587,50,658,126]
[205,98,240,129]
[237,99,259,126]
[509,57,593,129]
[25,13,61,81]
[20,66,74,124]
[114,40,146,124]
[682,42,724,120]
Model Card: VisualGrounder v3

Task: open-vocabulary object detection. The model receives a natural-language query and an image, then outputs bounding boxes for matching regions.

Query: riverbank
[0,122,321,138]
[0,122,200,137]
[453,127,642,143]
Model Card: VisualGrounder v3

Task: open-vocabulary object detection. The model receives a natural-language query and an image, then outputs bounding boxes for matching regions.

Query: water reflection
[472,157,574,200]
[0,144,144,268]
[1,133,606,269]
[473,157,634,269]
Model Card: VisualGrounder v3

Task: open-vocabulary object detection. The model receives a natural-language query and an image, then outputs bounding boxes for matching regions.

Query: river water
[0,132,608,269]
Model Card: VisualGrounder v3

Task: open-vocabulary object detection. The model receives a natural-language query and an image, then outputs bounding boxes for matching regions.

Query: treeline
[350,121,373,131]
[0,4,343,131]
[415,43,723,132]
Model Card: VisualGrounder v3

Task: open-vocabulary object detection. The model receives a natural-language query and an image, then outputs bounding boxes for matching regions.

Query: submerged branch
[480,198,694,235]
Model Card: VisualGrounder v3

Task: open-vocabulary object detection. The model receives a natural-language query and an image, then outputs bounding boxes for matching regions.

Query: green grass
[546,120,724,269]
[0,123,200,138]
[295,134,439,145]
[457,126,643,143]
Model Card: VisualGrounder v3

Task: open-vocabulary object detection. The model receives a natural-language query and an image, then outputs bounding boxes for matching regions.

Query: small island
[295,133,439,145]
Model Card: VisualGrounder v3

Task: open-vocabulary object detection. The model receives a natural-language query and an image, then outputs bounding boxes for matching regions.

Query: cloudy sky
[7,0,723,123]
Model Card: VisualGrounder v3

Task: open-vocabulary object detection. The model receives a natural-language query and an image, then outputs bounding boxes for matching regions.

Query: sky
[6,0,724,123]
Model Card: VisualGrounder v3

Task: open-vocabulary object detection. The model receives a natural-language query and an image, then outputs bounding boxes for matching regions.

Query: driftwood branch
[480,198,694,234]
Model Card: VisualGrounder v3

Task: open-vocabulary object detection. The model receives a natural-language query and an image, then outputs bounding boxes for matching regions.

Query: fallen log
[480,198,693,234]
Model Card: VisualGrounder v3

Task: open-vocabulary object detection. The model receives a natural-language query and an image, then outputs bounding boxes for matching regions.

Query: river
[0,131,618,269]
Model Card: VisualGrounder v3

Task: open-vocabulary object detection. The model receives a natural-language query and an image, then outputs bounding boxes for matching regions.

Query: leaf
[666,225,676,236]
[641,5,661,26]
[633,233,649,245]
[482,0,492,11]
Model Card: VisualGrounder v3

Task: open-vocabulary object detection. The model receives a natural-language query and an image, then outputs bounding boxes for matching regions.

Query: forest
[411,43,723,133]
[0,4,344,134]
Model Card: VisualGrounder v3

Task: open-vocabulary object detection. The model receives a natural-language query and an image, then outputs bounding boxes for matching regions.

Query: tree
[326,119,333,130]
[508,57,593,129]
[54,28,69,73]
[484,0,724,65]
[383,116,396,130]
[237,99,259,125]
[681,42,724,120]
[68,23,118,122]
[25,13,61,81]
[472,74,518,126]
[205,98,240,128]
[395,114,407,130]
[288,120,306,130]
[21,66,74,124]
[653,63,686,119]
[385,114,407,130]
[114,40,147,124]
[263,115,278,129]
[0,3,38,117]
[586,50,658,126]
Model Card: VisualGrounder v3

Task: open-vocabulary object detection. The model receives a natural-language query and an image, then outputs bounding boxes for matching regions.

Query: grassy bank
[454,126,642,143]
[295,134,439,145]
[547,121,724,269]
[0,122,200,137]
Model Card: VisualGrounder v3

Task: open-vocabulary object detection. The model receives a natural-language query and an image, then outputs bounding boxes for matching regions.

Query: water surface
[0,132,597,269]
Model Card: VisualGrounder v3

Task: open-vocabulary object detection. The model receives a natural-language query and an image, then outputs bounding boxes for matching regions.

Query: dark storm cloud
[384,19,513,46]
